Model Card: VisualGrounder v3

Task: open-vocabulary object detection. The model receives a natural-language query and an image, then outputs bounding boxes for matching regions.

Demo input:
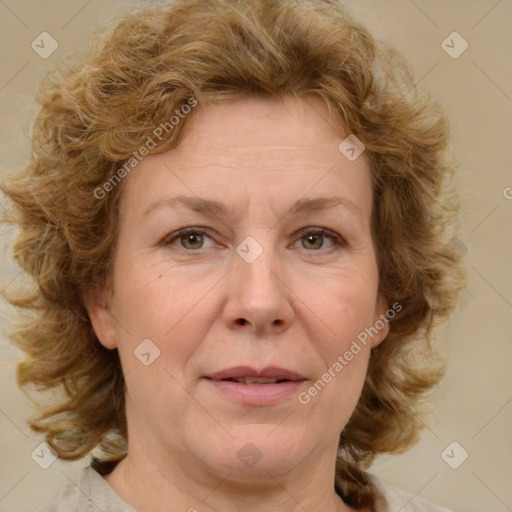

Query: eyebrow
[143,194,362,220]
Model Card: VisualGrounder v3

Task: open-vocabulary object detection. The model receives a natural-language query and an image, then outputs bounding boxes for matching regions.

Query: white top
[35,465,455,512]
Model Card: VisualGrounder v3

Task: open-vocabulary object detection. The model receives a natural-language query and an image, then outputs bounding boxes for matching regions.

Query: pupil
[183,233,202,249]
[305,234,322,249]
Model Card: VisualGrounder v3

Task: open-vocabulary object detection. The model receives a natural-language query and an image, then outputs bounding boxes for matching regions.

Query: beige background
[0,1,510,511]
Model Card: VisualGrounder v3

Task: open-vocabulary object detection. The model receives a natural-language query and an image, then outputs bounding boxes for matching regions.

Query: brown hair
[1,0,465,508]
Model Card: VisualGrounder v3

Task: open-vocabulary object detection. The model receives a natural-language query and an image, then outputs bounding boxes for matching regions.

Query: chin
[195,425,314,478]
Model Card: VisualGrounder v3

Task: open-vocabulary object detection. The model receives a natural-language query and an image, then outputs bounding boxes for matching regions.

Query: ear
[84,285,118,350]
[370,293,390,348]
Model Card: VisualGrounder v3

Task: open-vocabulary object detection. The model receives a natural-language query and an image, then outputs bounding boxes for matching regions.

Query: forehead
[119,95,372,221]
[180,95,338,148]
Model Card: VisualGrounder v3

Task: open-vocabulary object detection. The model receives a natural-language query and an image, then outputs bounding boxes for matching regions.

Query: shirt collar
[77,465,136,512]
[76,464,390,512]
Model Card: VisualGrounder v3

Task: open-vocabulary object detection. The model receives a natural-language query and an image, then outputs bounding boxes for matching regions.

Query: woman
[1,0,465,510]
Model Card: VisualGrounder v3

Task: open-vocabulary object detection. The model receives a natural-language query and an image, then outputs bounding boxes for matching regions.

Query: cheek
[112,274,167,336]
[303,266,379,404]
[110,260,219,371]
[306,290,374,426]
[111,256,187,334]
[312,273,379,345]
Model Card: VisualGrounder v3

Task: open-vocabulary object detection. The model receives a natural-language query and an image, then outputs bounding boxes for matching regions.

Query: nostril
[236,318,247,325]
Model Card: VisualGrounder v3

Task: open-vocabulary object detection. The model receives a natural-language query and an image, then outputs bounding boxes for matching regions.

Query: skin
[87,95,389,512]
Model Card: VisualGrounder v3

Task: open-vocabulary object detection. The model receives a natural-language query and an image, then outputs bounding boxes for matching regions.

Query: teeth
[232,377,280,385]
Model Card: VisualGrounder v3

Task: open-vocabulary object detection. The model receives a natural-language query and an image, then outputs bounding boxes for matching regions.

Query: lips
[205,366,305,383]
[227,377,285,385]
[204,366,306,405]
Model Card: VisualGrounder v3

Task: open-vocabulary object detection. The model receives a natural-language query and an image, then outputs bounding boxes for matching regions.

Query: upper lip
[205,366,305,381]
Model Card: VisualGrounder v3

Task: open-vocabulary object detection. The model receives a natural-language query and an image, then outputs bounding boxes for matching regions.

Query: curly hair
[1,0,465,508]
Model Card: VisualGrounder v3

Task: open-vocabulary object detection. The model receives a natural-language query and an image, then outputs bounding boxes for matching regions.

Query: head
[2,0,464,508]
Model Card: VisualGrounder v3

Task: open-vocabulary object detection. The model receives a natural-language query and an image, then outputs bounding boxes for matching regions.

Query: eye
[162,228,216,251]
[161,227,345,254]
[294,228,345,251]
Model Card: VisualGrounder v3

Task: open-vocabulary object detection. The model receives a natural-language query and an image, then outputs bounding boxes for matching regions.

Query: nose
[222,249,295,336]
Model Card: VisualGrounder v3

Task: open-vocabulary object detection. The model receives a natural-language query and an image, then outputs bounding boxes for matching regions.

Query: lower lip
[205,378,305,405]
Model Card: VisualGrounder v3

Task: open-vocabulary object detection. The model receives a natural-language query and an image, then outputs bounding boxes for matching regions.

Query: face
[88,96,389,485]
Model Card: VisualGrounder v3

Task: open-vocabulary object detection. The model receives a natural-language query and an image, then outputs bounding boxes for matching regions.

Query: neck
[104,446,360,512]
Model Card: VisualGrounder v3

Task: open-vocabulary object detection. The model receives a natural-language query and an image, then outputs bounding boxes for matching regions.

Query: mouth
[204,366,306,405]
[220,377,293,385]
[205,366,305,383]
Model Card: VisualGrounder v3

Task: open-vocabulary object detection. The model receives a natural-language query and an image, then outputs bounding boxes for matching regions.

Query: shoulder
[33,483,79,512]
[368,473,455,512]
[32,465,135,512]
[33,466,454,512]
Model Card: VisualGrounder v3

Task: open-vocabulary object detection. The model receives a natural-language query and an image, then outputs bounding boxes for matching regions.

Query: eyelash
[161,227,347,254]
